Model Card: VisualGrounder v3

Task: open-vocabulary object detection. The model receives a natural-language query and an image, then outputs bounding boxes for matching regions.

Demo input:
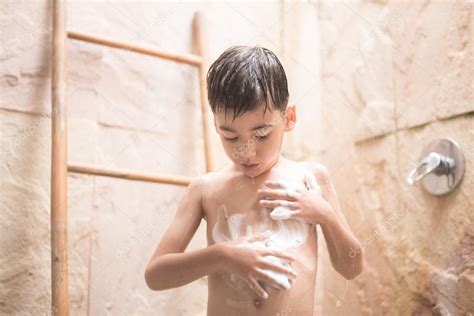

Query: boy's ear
[284,104,296,131]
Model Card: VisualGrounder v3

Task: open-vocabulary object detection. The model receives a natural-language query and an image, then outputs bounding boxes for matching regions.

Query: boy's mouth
[241,163,259,171]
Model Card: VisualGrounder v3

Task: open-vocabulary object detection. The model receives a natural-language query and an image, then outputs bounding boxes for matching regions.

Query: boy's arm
[144,175,226,291]
[308,162,363,280]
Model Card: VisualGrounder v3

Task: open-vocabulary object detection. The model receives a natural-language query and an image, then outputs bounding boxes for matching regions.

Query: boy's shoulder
[299,161,331,183]
[188,167,236,218]
[188,165,234,191]
[188,172,214,191]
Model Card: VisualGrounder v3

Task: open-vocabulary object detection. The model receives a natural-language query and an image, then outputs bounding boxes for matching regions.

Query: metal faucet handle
[406,152,454,186]
[405,138,464,195]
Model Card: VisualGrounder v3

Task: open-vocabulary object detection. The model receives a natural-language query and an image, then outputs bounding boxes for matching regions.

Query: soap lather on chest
[210,171,320,292]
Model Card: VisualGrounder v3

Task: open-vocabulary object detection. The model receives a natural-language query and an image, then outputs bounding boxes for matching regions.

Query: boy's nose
[241,143,256,159]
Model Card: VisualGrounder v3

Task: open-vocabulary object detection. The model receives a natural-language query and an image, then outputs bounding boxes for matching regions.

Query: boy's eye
[223,133,269,142]
[224,137,238,142]
[255,134,269,141]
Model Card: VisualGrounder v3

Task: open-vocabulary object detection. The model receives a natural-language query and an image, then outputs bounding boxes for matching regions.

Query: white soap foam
[304,169,321,193]
[212,212,309,294]
[210,170,319,305]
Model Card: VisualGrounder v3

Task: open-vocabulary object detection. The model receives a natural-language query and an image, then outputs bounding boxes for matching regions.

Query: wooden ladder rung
[68,162,191,186]
[67,30,203,66]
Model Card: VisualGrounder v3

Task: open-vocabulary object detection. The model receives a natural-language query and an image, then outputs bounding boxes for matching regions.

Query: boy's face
[214,103,296,177]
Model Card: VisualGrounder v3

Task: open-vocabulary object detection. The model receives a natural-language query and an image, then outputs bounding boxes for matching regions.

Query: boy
[145,46,363,315]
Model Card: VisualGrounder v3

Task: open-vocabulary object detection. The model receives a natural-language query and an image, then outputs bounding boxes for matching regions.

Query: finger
[247,277,269,299]
[263,180,285,188]
[270,207,292,220]
[287,210,302,219]
[259,257,298,278]
[247,230,271,242]
[259,199,299,209]
[261,249,296,262]
[258,189,299,201]
[255,268,291,290]
[255,272,285,291]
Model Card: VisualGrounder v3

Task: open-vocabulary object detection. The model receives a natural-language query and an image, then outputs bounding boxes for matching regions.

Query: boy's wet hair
[206,46,289,122]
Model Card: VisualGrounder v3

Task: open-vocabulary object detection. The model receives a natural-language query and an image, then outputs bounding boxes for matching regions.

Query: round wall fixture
[406,138,465,195]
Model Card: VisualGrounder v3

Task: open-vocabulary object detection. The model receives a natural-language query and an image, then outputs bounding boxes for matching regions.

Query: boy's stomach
[206,229,318,316]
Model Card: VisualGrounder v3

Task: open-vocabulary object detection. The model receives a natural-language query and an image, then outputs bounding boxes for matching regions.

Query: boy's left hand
[257,179,333,225]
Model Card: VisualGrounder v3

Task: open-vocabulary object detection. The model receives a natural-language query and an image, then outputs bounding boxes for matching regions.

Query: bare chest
[203,170,316,248]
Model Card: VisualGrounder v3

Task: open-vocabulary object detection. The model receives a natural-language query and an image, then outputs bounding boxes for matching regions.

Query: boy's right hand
[219,230,298,299]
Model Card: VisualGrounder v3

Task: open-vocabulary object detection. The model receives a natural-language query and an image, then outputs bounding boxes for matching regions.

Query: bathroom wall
[314,0,474,315]
[2,1,472,315]
[0,1,322,315]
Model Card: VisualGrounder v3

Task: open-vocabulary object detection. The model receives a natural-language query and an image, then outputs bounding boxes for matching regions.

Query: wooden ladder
[51,1,215,314]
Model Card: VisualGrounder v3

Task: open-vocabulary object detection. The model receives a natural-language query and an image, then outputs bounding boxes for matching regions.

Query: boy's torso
[201,158,318,316]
